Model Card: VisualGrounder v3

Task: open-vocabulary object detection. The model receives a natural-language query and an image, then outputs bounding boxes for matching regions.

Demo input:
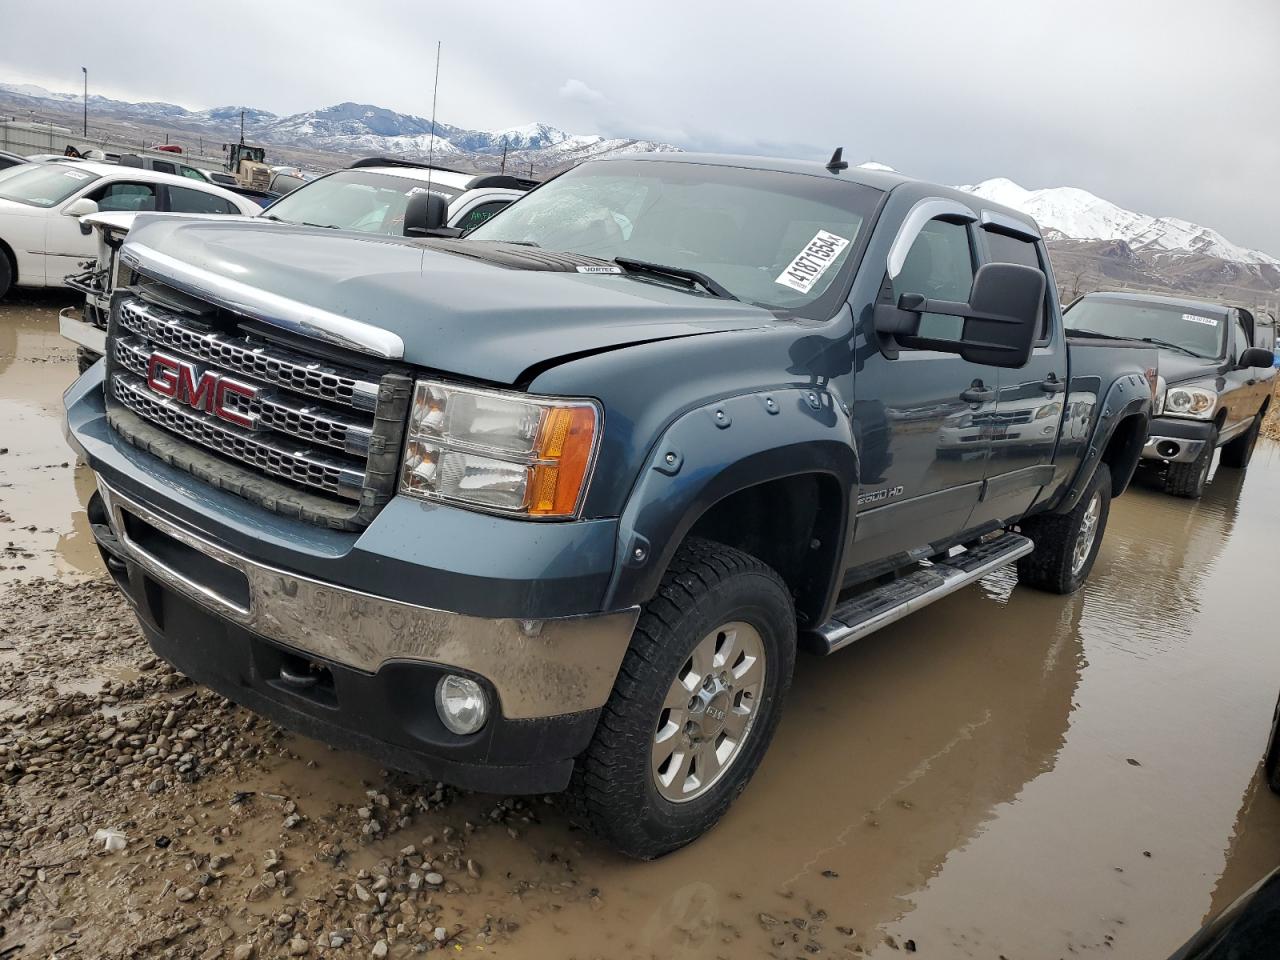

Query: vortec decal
[146,353,259,429]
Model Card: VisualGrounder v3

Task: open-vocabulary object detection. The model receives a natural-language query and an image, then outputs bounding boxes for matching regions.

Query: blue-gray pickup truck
[64,153,1158,858]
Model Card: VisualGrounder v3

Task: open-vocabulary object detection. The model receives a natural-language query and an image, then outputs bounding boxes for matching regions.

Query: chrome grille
[114,337,373,456]
[104,293,408,523]
[116,298,380,411]
[111,375,365,496]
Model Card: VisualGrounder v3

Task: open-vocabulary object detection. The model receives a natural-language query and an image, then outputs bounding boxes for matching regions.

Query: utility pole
[240,109,245,145]
[81,67,87,137]
[529,161,534,178]
[500,137,507,174]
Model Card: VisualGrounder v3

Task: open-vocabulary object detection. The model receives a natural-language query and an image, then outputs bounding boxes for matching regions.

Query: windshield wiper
[1135,336,1204,358]
[613,257,738,301]
[1065,328,1122,340]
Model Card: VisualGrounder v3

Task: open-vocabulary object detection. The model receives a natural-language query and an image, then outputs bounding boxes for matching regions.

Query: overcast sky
[4,0,1278,255]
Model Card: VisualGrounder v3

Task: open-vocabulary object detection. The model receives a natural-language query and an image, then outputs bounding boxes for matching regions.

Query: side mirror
[62,197,99,218]
[875,262,1045,369]
[1239,347,1274,369]
[403,192,449,237]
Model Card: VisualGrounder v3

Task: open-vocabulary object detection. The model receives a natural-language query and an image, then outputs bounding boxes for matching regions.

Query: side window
[984,230,1049,340]
[151,160,176,175]
[892,218,974,341]
[1232,319,1249,361]
[180,166,208,181]
[167,186,236,215]
[90,181,158,212]
[455,200,511,231]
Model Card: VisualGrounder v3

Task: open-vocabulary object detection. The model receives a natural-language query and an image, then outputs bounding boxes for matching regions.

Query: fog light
[435,675,488,735]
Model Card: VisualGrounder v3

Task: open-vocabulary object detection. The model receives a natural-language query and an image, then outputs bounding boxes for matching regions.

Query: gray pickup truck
[1065,292,1275,498]
[64,152,1157,858]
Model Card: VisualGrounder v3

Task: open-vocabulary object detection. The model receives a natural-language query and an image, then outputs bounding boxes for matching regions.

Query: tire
[76,347,100,375]
[568,537,796,859]
[1164,426,1217,498]
[0,252,11,300]
[1220,414,1262,469]
[1016,462,1111,595]
[1266,690,1280,796]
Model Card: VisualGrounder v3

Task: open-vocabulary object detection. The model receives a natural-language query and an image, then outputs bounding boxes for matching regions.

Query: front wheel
[1016,462,1112,594]
[1220,414,1262,470]
[1164,427,1217,498]
[568,537,796,859]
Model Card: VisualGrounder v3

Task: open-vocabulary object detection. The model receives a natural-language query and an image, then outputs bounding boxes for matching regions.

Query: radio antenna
[426,40,442,195]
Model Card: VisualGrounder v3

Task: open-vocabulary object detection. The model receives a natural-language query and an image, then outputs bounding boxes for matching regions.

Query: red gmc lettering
[145,352,258,428]
[146,353,181,398]
[213,380,257,429]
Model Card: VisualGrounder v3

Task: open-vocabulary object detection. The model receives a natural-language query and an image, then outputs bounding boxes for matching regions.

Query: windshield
[1065,297,1225,359]
[0,163,99,207]
[469,159,879,315]
[263,169,463,234]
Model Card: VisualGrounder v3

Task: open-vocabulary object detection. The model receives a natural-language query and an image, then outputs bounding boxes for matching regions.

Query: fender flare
[1055,373,1152,514]
[602,387,858,613]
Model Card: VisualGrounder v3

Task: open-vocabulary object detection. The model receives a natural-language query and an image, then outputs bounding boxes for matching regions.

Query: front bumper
[65,368,639,792]
[59,306,106,357]
[1141,416,1216,463]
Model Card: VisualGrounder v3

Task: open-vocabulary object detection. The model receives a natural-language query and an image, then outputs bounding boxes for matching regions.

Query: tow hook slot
[272,651,337,706]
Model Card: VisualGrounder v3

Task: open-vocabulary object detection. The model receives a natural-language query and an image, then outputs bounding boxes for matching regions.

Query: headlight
[1163,384,1217,420]
[399,380,601,518]
[1033,401,1063,420]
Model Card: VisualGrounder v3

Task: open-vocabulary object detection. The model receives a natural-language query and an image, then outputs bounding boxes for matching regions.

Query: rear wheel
[1164,427,1217,498]
[1016,462,1111,594]
[0,253,11,300]
[1220,414,1262,469]
[568,537,796,859]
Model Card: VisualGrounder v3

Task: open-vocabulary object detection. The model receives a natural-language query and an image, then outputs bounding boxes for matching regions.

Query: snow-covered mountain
[0,82,679,169]
[957,177,1278,268]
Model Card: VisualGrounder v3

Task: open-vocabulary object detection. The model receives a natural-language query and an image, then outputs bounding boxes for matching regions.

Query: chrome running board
[808,532,1034,655]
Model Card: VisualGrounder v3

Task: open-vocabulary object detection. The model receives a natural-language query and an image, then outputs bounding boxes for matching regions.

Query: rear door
[969,218,1066,527]
[845,204,1002,573]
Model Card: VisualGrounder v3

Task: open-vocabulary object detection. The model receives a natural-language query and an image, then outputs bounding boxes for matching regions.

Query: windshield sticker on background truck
[775,230,851,294]
[1182,313,1219,326]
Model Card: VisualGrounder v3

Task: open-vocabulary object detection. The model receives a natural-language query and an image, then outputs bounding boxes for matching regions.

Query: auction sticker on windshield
[1182,313,1218,326]
[776,230,850,294]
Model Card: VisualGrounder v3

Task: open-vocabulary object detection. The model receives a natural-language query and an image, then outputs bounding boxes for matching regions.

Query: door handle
[960,384,994,403]
[1040,375,1066,394]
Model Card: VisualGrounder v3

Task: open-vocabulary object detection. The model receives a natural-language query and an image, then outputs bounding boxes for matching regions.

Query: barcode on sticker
[1183,313,1218,326]
[776,230,850,294]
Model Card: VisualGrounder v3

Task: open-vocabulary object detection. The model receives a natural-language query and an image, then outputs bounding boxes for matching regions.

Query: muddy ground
[3,291,1280,960]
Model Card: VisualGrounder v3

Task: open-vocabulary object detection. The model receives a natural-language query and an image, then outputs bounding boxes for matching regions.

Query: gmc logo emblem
[146,353,258,429]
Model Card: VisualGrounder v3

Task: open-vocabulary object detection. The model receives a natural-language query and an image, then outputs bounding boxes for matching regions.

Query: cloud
[558,78,608,108]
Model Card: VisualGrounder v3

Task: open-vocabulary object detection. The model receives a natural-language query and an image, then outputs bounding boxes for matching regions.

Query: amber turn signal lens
[529,406,598,516]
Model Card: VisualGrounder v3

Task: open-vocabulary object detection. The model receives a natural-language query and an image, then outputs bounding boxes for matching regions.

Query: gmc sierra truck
[1064,291,1275,498]
[63,153,1157,859]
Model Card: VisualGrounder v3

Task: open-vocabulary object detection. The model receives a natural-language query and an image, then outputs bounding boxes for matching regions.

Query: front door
[845,214,1000,574]
[969,226,1066,528]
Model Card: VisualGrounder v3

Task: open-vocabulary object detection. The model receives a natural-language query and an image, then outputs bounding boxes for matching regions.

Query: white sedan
[0,160,259,298]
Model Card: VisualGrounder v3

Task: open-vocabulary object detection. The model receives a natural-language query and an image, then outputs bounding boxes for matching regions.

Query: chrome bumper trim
[96,478,638,719]
[59,307,106,355]
[1141,436,1208,464]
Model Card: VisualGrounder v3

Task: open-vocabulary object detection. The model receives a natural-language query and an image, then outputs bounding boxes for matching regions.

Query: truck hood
[122,217,777,384]
[1156,351,1221,384]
